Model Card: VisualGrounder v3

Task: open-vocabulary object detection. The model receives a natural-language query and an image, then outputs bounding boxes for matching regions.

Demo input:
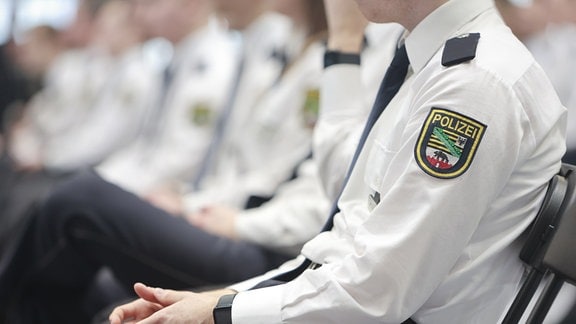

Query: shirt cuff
[228,256,306,292]
[231,285,285,324]
[324,51,361,68]
[234,211,259,243]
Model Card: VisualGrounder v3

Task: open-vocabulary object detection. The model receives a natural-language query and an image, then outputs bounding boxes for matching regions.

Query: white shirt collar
[405,0,494,73]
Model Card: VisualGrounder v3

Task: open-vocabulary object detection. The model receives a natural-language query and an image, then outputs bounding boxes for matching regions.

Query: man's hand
[109,283,221,324]
[187,205,239,239]
[324,0,368,52]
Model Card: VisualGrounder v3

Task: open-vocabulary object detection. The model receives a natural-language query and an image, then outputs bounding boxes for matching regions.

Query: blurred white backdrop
[0,0,78,44]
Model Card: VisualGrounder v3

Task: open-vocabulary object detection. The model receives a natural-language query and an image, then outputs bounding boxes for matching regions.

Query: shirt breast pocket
[364,137,399,195]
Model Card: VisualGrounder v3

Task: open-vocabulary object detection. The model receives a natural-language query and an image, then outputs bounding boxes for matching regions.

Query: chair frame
[502,164,576,324]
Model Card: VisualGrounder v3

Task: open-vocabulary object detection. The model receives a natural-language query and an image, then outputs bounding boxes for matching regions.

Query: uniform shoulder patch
[442,33,480,67]
[189,103,213,126]
[414,108,486,179]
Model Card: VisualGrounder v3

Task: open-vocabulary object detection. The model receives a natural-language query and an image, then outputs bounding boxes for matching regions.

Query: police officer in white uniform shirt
[95,0,237,194]
[10,47,114,170]
[40,0,158,172]
[180,3,295,210]
[108,0,566,322]
[8,0,155,173]
[182,30,320,211]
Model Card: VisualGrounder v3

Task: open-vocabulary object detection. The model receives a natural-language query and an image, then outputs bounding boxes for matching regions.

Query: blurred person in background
[0,0,157,252]
[96,0,294,207]
[13,25,64,92]
[175,0,333,256]
[95,0,238,200]
[177,0,321,213]
[7,0,151,173]
[0,25,63,200]
[0,0,108,250]
[24,0,156,173]
[0,25,61,156]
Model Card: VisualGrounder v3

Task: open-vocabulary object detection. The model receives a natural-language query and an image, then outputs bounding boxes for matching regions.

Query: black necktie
[191,38,245,189]
[140,63,175,146]
[321,44,410,231]
[254,44,410,286]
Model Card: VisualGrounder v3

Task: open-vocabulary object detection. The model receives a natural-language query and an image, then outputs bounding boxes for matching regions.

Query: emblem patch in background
[189,103,212,126]
[301,88,320,129]
[415,108,486,179]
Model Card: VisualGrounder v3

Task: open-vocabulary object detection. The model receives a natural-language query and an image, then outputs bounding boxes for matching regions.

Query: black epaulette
[441,33,480,67]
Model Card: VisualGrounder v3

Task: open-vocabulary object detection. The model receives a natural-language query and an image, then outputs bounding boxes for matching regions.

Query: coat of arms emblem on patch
[415,108,486,179]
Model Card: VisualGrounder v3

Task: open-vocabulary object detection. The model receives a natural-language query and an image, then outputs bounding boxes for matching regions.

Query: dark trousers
[0,171,290,323]
[0,155,72,256]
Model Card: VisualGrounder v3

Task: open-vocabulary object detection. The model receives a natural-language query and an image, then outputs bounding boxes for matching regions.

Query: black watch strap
[324,51,361,68]
[213,294,237,324]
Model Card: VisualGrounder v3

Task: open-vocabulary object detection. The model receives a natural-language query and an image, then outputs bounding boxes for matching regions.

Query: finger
[137,311,163,324]
[135,283,190,306]
[109,299,138,324]
[109,299,160,324]
[134,283,158,303]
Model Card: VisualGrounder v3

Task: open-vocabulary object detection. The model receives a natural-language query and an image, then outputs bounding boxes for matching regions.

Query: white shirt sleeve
[235,160,329,255]
[227,255,306,293]
[314,65,366,200]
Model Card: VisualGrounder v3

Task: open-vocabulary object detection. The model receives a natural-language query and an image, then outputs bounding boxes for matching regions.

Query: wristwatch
[324,50,361,68]
[213,294,237,324]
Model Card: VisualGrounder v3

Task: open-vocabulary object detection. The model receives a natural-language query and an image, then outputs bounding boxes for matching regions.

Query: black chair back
[502,163,576,324]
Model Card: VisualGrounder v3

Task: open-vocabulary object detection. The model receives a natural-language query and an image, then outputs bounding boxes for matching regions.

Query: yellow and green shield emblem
[189,103,212,126]
[301,88,320,129]
[415,108,486,179]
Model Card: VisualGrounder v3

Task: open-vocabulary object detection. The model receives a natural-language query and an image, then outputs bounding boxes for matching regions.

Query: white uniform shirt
[11,48,114,167]
[231,0,566,323]
[41,45,159,171]
[97,20,237,193]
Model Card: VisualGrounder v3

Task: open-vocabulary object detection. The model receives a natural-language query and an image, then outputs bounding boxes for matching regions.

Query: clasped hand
[109,283,226,324]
